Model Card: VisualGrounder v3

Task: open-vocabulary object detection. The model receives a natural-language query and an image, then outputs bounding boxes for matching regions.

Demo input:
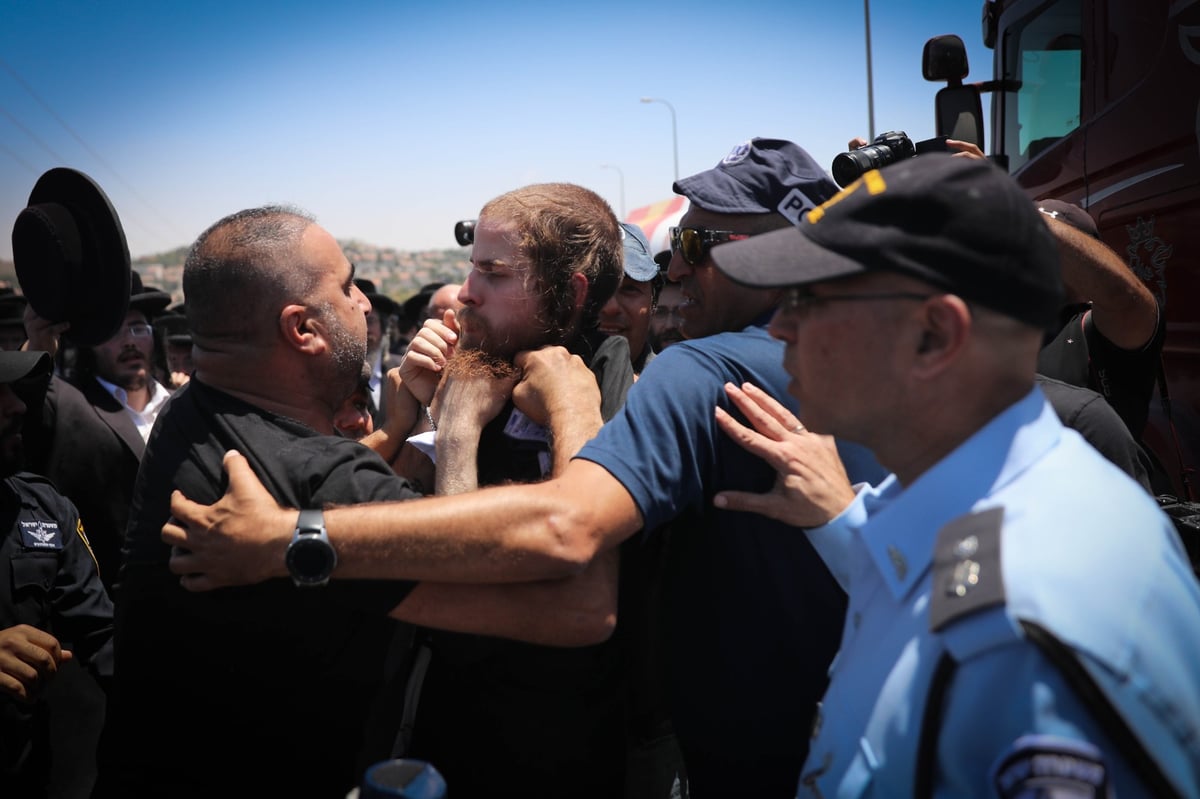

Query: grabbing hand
[163,450,293,590]
[399,310,460,407]
[21,305,68,357]
[712,382,855,528]
[512,347,601,428]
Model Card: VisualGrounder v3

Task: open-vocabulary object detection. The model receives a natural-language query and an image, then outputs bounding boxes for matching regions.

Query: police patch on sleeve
[20,518,64,550]
[991,735,1109,798]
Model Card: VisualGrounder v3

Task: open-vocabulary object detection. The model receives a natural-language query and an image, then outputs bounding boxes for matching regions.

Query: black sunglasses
[668,226,750,266]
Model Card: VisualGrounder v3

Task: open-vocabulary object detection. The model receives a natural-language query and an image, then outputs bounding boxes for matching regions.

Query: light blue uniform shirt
[798,387,1200,798]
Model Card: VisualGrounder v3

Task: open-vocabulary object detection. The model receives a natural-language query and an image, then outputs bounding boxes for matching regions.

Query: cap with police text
[710,153,1064,329]
[619,222,659,282]
[673,138,840,226]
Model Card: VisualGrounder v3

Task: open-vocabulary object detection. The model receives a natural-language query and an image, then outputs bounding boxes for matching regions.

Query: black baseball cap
[710,153,1064,330]
[0,350,51,385]
[1036,198,1099,239]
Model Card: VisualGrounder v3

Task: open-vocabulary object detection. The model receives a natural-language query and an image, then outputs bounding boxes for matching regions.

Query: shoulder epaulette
[929,505,1006,633]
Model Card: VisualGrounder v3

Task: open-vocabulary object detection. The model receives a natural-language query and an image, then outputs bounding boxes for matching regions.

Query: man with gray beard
[96,206,613,798]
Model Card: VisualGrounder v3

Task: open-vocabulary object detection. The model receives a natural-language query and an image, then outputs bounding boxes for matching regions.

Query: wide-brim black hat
[154,310,193,345]
[11,167,131,347]
[353,277,402,319]
[129,270,172,319]
[401,282,445,323]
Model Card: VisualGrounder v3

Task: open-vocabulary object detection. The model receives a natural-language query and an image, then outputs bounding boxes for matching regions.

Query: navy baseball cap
[710,153,1064,329]
[619,222,659,282]
[673,138,840,226]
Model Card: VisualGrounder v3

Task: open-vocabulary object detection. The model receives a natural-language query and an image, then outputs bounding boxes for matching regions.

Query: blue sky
[0,0,992,260]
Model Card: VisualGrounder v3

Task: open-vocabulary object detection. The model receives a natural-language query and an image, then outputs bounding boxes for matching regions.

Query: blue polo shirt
[576,323,886,797]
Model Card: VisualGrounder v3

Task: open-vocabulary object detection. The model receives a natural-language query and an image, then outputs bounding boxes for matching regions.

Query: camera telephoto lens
[830,131,917,187]
[832,146,893,188]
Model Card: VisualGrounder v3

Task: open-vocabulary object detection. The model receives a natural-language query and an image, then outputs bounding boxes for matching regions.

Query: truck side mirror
[935,85,985,148]
[924,34,985,149]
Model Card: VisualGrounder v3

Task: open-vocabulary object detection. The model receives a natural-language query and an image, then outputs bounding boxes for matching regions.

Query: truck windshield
[998,0,1082,172]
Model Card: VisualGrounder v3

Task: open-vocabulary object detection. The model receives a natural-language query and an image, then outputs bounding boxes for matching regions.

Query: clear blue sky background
[0,0,992,260]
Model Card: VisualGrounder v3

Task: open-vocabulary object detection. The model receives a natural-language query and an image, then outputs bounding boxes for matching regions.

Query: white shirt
[368,348,385,411]
[96,376,172,443]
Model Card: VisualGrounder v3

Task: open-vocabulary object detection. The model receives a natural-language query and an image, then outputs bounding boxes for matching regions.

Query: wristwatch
[285,509,337,588]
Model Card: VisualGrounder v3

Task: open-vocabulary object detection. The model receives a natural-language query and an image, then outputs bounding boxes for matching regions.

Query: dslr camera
[831,131,949,188]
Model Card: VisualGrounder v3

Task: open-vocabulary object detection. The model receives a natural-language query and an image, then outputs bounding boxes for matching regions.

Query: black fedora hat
[129,270,172,319]
[11,167,131,347]
[154,310,192,345]
[401,282,445,324]
[354,278,402,319]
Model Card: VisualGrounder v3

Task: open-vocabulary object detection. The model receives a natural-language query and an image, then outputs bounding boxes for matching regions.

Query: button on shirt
[96,377,171,443]
[798,388,1200,798]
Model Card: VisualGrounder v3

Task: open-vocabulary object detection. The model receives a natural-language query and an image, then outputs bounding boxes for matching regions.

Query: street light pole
[640,97,679,182]
[600,163,626,219]
[864,0,876,141]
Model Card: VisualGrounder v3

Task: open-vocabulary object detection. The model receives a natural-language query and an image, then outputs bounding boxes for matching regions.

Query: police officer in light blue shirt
[708,154,1200,798]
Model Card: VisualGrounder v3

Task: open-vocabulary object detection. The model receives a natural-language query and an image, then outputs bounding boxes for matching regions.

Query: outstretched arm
[392,549,618,647]
[1044,214,1159,350]
[165,447,640,590]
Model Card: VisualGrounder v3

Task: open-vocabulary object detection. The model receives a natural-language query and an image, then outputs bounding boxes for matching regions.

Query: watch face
[287,535,336,584]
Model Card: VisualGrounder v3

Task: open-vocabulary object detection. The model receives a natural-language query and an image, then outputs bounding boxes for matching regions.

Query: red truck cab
[928,0,1200,497]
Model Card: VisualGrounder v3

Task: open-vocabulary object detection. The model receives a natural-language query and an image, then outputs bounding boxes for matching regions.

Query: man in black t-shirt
[96,206,615,799]
[1034,199,1168,491]
[1035,199,1164,440]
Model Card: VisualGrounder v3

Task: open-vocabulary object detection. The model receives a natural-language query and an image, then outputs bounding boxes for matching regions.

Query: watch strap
[296,508,325,534]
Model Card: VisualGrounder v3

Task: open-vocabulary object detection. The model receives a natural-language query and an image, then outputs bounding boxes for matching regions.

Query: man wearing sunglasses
[163,139,886,798]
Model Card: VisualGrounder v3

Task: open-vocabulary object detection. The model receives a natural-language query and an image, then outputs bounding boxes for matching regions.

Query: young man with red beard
[391,182,644,799]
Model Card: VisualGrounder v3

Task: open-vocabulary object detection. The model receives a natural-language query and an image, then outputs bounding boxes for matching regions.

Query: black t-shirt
[1038,305,1166,438]
[407,335,631,799]
[1037,374,1152,491]
[1,475,113,796]
[98,379,420,799]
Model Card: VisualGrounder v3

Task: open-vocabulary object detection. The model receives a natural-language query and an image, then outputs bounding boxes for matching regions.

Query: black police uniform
[0,473,113,799]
